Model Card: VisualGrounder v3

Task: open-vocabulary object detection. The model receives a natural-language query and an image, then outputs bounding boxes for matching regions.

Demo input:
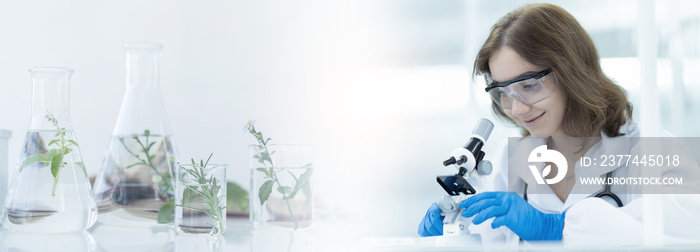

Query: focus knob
[477,160,493,175]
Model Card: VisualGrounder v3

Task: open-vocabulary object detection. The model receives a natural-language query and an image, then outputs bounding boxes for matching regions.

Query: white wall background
[0,0,698,237]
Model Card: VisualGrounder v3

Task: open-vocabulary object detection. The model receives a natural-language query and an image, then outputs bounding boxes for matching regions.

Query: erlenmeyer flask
[3,67,97,233]
[93,42,178,227]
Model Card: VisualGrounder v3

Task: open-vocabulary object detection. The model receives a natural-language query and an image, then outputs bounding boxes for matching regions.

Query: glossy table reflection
[5,216,697,252]
[0,216,366,252]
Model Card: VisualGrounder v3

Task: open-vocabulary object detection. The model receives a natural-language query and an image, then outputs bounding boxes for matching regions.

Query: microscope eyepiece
[443,157,457,166]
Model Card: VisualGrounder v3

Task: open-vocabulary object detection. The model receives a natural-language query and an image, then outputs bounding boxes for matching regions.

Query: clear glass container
[3,67,98,233]
[249,145,313,230]
[175,163,227,235]
[92,42,179,227]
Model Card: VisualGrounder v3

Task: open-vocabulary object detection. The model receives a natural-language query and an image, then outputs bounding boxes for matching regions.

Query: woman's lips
[523,112,545,127]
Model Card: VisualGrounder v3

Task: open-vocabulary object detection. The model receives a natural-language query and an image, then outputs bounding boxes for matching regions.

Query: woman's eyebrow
[492,70,540,84]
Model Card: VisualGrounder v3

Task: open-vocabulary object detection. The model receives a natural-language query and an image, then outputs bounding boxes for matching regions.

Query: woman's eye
[522,81,540,90]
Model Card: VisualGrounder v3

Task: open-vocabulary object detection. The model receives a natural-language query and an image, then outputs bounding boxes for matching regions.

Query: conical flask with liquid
[3,67,97,233]
[93,43,178,227]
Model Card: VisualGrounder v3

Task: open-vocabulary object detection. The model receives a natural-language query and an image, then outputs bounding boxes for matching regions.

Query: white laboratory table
[0,216,372,252]
[1,216,700,252]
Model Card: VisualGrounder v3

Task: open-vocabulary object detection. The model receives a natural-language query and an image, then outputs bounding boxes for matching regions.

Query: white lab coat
[462,121,700,246]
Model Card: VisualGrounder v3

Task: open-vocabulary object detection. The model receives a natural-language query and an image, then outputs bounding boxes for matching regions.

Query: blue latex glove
[417,202,445,237]
[460,192,566,241]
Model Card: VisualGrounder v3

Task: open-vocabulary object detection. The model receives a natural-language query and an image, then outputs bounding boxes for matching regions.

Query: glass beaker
[175,163,227,235]
[3,67,97,233]
[93,42,179,227]
[249,145,313,230]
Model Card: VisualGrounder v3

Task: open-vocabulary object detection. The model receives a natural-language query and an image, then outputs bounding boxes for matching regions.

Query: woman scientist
[418,3,700,244]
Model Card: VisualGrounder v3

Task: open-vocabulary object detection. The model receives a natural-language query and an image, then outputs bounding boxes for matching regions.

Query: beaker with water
[249,145,314,230]
[3,67,97,233]
[175,162,227,235]
[92,42,179,227]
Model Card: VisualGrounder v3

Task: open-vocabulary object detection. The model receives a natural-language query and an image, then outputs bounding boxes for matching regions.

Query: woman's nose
[509,98,531,116]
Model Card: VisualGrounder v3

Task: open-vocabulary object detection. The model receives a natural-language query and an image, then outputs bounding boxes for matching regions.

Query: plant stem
[269,168,298,230]
[257,132,298,230]
[51,157,62,196]
[48,114,68,197]
[213,197,225,233]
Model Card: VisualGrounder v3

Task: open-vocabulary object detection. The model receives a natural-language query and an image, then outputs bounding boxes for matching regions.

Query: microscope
[436,118,494,236]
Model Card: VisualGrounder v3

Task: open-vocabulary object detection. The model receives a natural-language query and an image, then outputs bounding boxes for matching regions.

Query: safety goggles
[484,69,555,109]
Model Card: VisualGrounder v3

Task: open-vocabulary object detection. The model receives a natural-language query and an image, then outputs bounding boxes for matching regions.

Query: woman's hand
[460,192,566,241]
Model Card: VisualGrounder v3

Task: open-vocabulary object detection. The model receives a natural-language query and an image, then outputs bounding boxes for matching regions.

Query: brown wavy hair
[473,3,632,137]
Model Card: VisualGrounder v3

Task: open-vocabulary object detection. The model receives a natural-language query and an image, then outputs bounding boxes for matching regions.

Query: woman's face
[488,46,567,138]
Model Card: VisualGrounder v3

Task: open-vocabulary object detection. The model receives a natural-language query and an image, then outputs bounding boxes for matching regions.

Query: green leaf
[302,178,312,200]
[20,154,45,173]
[212,185,221,199]
[211,178,220,196]
[175,205,207,213]
[75,162,87,178]
[126,162,143,169]
[50,153,64,179]
[67,140,79,147]
[258,180,274,206]
[176,204,207,213]
[285,168,312,200]
[289,171,299,183]
[157,201,174,224]
[277,186,293,194]
[257,152,269,164]
[48,139,60,147]
[184,167,200,180]
[295,168,313,190]
[268,168,274,177]
[227,181,249,211]
[44,149,61,161]
[255,167,269,177]
[184,186,205,197]
[204,153,213,167]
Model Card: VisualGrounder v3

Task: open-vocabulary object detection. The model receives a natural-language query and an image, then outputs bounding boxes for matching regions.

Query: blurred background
[0,0,698,237]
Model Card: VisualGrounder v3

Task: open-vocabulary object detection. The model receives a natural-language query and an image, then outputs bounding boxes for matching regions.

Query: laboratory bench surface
[1,216,364,252]
[1,216,700,252]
